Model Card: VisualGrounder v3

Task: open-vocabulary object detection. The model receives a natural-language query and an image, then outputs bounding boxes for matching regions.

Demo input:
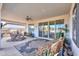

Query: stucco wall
[0,3,2,48]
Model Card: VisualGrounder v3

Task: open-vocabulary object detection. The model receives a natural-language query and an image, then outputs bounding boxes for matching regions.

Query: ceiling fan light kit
[26,16,32,21]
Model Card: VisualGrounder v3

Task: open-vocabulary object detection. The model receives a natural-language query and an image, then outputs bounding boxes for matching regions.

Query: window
[72,3,79,48]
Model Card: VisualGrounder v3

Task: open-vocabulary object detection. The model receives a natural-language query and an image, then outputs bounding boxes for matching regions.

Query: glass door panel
[49,21,55,39]
[39,23,43,37]
[28,24,35,37]
[42,22,48,38]
[39,22,48,38]
[56,19,64,39]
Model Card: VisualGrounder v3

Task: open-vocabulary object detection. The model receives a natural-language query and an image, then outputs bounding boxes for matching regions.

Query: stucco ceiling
[1,3,72,21]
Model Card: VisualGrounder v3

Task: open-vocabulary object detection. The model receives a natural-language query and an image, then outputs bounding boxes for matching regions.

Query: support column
[0,17,1,49]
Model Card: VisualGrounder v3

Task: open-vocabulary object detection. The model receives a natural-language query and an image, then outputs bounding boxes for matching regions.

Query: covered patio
[0,3,79,56]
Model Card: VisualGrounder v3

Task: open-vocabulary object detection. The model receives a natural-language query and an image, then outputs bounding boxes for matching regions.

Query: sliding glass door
[38,19,64,39]
[39,22,48,38]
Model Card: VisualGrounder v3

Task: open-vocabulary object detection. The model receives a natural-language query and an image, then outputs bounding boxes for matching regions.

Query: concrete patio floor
[0,37,36,56]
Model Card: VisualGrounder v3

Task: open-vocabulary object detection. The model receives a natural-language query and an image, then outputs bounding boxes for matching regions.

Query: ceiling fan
[25,16,32,21]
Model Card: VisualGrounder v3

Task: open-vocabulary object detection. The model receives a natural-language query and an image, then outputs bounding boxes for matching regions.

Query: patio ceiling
[0,3,2,15]
[1,3,72,23]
